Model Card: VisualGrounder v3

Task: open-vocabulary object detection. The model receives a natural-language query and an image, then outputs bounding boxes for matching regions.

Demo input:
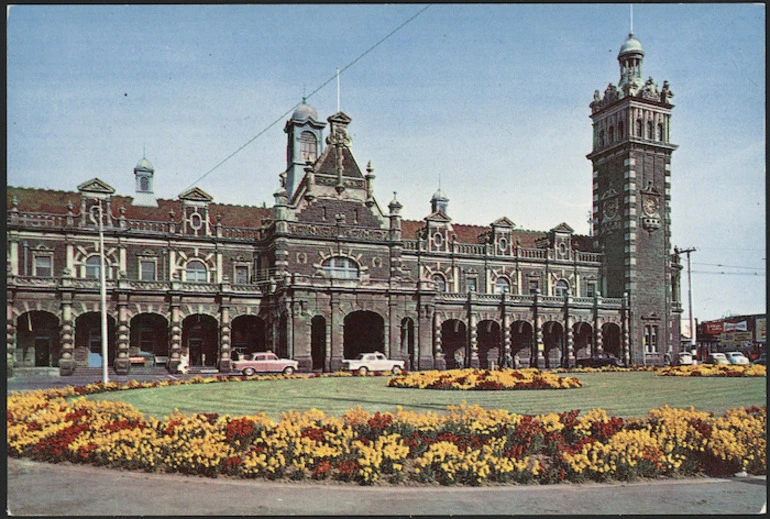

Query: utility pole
[675,246,697,352]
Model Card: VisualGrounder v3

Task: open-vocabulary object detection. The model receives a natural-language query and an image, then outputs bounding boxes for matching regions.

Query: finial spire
[630,4,634,35]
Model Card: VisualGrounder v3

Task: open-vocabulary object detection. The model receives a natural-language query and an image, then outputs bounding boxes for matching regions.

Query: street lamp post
[675,246,697,353]
[98,200,109,383]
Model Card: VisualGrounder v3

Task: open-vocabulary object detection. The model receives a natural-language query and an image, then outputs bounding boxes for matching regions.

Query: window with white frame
[299,131,318,162]
[34,255,53,277]
[234,265,249,285]
[185,260,208,283]
[554,279,570,297]
[586,281,597,298]
[85,256,101,279]
[494,277,511,294]
[140,260,157,281]
[644,324,659,354]
[322,257,359,279]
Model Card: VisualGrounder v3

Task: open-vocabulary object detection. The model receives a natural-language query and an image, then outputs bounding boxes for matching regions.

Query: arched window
[647,121,654,140]
[608,126,615,143]
[554,279,570,297]
[432,274,446,293]
[299,131,318,162]
[618,121,624,138]
[140,177,150,192]
[186,260,208,283]
[598,130,605,147]
[657,123,664,141]
[322,257,359,279]
[494,277,511,294]
[636,119,643,137]
[85,256,101,279]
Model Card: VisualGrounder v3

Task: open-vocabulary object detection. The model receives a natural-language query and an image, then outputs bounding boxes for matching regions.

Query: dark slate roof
[314,146,364,178]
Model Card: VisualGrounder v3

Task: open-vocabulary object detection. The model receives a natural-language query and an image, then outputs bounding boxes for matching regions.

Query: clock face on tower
[643,197,659,216]
[603,198,618,219]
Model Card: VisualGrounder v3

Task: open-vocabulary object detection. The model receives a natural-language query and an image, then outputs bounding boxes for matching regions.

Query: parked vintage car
[706,352,729,365]
[341,352,405,375]
[724,351,750,365]
[574,352,622,368]
[231,352,299,376]
[752,353,766,365]
[676,352,694,365]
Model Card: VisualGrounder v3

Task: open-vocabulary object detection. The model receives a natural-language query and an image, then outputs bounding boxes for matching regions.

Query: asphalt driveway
[7,458,766,516]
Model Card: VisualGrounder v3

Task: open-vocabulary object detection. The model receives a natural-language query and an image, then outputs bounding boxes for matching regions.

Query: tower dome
[291,100,319,123]
[135,157,154,172]
[430,188,449,214]
[618,33,645,59]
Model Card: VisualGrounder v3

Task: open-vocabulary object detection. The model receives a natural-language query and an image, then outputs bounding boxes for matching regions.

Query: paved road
[7,458,766,516]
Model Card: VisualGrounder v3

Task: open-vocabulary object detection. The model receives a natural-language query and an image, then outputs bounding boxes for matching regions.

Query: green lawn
[85,372,766,421]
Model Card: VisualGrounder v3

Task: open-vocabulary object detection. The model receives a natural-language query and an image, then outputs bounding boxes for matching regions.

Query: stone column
[502,312,511,367]
[564,295,575,368]
[469,312,479,369]
[433,312,446,370]
[7,301,16,377]
[59,297,76,376]
[113,299,131,375]
[595,319,604,354]
[622,292,631,365]
[219,299,232,373]
[535,315,545,369]
[168,299,183,373]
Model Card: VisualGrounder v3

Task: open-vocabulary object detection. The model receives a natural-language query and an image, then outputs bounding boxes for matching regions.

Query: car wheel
[243,367,255,376]
[358,366,368,376]
[283,366,295,375]
[391,366,402,375]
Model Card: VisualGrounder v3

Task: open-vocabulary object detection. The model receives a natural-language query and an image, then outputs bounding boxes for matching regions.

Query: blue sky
[7,4,766,322]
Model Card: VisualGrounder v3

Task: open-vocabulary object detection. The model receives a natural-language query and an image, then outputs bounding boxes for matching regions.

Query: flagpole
[98,200,109,383]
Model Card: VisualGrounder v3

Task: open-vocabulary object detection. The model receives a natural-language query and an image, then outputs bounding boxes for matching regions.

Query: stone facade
[6,32,683,375]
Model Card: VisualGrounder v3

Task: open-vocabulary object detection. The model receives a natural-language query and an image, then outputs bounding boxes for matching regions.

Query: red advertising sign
[702,321,724,335]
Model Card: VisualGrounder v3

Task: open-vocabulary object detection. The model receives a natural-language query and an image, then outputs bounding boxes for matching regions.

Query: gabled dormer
[490,216,515,256]
[178,187,213,237]
[424,209,453,253]
[77,178,115,227]
[549,222,575,261]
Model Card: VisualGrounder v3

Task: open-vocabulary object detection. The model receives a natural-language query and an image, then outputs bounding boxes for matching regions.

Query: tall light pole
[97,199,109,383]
[675,246,697,352]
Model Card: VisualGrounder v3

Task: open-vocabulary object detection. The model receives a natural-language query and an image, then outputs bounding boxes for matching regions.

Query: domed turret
[132,154,158,207]
[430,188,449,214]
[291,101,319,123]
[284,98,327,200]
[618,33,644,59]
[618,33,645,92]
[135,157,154,172]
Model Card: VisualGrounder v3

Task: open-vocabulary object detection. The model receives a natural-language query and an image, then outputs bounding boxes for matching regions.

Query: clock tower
[587,32,681,365]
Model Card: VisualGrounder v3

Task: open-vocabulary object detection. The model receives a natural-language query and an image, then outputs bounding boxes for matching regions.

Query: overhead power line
[693,262,765,271]
[184,4,433,192]
[691,270,766,277]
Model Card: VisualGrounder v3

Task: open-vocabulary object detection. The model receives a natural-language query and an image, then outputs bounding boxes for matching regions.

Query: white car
[706,352,729,365]
[341,352,405,375]
[724,351,750,365]
[676,352,694,365]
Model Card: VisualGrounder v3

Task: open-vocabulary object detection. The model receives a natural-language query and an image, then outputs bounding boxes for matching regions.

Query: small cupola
[430,188,449,215]
[132,155,158,207]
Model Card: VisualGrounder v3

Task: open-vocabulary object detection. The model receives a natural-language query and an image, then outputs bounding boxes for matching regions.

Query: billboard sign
[724,321,748,332]
[756,318,766,343]
[702,321,724,335]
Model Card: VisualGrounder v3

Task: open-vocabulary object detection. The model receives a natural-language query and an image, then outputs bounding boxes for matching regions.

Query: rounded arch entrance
[343,311,385,359]
[231,315,266,359]
[572,321,593,361]
[311,316,327,371]
[602,322,622,358]
[129,313,169,359]
[543,320,564,369]
[182,314,218,367]
[510,320,533,368]
[477,319,501,369]
[15,311,60,367]
[441,319,467,369]
[75,312,117,368]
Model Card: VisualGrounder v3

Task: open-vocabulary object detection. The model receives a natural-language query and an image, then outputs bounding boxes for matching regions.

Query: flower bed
[8,381,765,486]
[656,364,766,377]
[387,368,581,390]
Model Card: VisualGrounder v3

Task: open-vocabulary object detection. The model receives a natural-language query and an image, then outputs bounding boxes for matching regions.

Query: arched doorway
[277,314,289,359]
[16,311,60,367]
[572,322,593,361]
[401,317,415,370]
[510,320,533,368]
[543,321,564,369]
[231,315,266,359]
[441,319,467,369]
[130,314,168,362]
[75,312,117,368]
[477,320,501,369]
[343,311,384,359]
[602,322,622,358]
[182,314,218,367]
[311,316,326,371]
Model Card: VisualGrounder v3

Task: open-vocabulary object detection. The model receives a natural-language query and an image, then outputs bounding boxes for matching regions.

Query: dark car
[752,353,766,366]
[575,352,623,368]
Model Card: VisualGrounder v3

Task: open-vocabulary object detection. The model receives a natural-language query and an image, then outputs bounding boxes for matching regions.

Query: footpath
[7,457,766,516]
